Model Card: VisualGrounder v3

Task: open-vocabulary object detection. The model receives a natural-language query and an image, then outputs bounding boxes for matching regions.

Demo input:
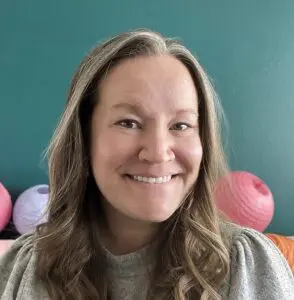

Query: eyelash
[116,119,193,131]
[117,119,142,129]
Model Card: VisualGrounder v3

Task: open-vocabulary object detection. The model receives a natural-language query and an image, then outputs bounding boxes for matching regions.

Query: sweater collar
[101,241,156,278]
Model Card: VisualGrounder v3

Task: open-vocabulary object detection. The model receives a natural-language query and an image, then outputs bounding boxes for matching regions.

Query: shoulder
[220,221,294,300]
[0,233,49,299]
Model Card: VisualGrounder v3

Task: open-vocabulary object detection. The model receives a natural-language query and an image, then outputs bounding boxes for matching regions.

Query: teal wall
[1,1,294,235]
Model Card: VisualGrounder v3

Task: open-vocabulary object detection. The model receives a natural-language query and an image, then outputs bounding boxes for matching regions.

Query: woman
[0,29,293,300]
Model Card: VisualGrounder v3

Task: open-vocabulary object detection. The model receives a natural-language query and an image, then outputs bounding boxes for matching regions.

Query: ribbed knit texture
[101,242,153,299]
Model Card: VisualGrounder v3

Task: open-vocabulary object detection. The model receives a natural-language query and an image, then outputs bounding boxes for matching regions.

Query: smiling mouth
[125,174,178,184]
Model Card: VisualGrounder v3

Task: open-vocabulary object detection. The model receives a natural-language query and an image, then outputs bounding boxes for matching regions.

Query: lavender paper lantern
[13,184,49,234]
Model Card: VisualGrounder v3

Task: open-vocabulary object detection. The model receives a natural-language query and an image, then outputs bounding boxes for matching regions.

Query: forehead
[97,55,199,114]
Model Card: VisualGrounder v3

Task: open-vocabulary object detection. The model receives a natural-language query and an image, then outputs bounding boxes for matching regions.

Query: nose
[138,127,175,163]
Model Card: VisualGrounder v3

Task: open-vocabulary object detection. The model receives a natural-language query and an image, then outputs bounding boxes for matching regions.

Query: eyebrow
[111,103,142,114]
[111,102,198,117]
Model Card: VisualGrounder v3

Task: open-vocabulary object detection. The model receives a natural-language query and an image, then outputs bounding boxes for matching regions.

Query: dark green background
[1,1,294,235]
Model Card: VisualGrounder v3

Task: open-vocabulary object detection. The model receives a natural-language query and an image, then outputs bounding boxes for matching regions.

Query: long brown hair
[36,29,230,300]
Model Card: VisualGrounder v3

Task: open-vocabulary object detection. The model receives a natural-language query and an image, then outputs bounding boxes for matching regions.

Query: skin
[90,55,203,254]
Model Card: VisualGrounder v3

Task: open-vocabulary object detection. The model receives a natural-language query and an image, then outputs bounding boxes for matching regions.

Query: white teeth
[132,175,172,184]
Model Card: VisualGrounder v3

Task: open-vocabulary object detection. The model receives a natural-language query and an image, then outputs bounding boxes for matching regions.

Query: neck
[100,205,158,255]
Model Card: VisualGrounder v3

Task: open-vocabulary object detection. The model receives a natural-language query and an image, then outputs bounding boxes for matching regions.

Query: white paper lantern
[13,184,49,234]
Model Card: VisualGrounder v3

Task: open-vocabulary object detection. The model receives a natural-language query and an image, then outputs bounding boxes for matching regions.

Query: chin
[135,209,177,224]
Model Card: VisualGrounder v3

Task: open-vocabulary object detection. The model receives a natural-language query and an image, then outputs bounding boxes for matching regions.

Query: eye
[171,122,191,131]
[116,119,141,129]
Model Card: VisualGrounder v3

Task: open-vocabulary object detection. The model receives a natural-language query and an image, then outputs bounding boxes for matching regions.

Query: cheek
[90,131,137,169]
[177,137,203,171]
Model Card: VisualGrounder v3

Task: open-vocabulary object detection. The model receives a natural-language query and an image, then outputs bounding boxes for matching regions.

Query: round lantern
[214,171,274,232]
[13,184,49,234]
[0,182,12,232]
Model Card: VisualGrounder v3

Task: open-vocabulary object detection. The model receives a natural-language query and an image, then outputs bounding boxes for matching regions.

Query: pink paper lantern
[214,171,274,232]
[0,240,13,256]
[0,182,12,232]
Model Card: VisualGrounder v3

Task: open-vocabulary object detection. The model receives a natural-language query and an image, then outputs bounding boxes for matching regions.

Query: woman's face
[90,55,203,225]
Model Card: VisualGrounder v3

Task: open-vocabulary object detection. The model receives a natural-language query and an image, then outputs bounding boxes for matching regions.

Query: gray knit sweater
[0,222,293,299]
